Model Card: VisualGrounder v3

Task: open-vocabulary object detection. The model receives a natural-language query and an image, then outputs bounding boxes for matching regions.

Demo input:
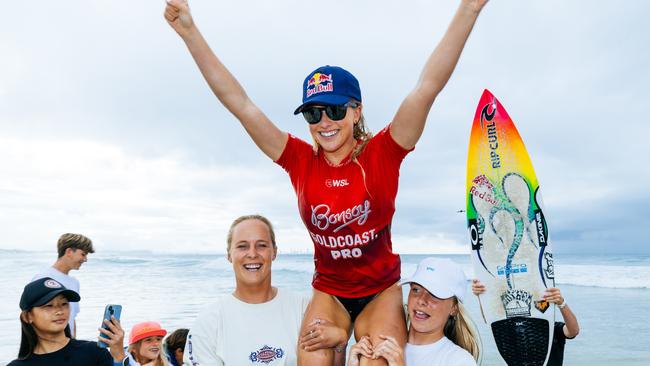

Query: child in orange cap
[126,322,171,366]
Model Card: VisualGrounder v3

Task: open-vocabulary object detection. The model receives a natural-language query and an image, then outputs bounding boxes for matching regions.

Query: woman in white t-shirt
[347,258,480,366]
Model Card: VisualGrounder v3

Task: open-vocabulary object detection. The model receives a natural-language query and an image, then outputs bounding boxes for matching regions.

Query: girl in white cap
[348,258,480,366]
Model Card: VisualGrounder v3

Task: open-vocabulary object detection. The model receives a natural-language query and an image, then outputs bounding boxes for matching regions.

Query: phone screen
[98,304,122,348]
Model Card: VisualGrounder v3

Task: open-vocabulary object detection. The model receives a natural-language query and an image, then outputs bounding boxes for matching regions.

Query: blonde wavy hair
[444,299,482,362]
[128,337,171,366]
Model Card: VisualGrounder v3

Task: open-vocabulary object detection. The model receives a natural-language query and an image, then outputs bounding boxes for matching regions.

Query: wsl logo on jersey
[325,178,349,188]
[249,345,284,364]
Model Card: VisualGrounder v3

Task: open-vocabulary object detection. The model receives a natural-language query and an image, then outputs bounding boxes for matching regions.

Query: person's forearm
[415,3,481,99]
[181,27,250,118]
[333,347,347,366]
[560,304,580,338]
[389,1,484,149]
[110,343,126,363]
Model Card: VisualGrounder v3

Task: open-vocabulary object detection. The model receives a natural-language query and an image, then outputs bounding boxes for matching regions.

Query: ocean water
[1,250,649,365]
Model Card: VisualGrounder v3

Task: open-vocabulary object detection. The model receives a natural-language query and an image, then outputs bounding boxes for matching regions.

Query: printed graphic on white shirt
[249,344,285,364]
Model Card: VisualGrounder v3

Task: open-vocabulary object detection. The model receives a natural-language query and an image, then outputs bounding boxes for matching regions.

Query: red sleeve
[275,133,313,178]
[365,124,414,166]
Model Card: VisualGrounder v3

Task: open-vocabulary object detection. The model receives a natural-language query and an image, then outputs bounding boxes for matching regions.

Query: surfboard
[466,89,556,366]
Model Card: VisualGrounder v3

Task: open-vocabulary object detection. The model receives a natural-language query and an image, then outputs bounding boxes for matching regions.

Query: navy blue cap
[293,65,362,114]
[20,277,80,311]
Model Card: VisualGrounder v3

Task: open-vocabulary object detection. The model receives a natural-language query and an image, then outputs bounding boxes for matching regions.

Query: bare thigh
[298,289,351,366]
[354,284,407,366]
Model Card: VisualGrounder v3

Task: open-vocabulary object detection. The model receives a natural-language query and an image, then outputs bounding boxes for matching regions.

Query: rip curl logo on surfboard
[249,345,284,364]
[479,100,501,169]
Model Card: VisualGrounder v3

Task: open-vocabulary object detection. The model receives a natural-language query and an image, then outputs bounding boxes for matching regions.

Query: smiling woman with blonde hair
[183,214,346,365]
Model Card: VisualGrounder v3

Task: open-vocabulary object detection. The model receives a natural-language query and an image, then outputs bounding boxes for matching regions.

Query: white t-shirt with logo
[33,267,81,336]
[405,336,476,366]
[184,289,309,366]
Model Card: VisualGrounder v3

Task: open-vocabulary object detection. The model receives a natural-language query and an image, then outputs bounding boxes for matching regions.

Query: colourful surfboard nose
[466,89,555,366]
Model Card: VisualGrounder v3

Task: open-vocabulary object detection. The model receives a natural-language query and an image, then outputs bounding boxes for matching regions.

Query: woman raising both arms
[164,1,488,365]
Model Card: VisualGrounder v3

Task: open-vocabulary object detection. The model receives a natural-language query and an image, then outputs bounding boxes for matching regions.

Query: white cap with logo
[399,257,468,302]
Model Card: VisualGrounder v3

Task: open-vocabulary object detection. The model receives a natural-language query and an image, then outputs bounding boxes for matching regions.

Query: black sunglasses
[301,102,359,124]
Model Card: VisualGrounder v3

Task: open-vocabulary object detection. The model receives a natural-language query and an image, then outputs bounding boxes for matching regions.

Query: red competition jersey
[276,126,413,297]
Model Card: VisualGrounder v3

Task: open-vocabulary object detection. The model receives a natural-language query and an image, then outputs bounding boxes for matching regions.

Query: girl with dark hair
[8,277,126,366]
[164,328,189,366]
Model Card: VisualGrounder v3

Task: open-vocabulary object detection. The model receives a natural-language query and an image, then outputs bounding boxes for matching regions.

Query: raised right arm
[165,0,288,161]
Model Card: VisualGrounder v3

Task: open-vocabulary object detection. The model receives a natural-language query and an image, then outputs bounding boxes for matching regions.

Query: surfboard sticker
[466,89,555,366]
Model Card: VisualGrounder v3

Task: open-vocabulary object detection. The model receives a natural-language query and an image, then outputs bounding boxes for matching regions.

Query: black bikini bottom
[335,293,377,323]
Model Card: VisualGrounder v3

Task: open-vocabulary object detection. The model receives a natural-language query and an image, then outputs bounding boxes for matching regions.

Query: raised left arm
[390,0,488,150]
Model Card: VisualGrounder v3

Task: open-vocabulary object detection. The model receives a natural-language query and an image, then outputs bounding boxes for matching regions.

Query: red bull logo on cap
[306,72,334,98]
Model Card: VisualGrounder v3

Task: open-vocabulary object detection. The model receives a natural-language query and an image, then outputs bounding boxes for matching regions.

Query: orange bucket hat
[129,321,167,345]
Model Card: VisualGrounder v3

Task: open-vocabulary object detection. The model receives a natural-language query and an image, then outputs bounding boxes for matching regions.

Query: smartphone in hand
[98,304,122,348]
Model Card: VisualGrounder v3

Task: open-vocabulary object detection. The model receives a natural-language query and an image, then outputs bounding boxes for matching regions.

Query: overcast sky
[0,0,647,255]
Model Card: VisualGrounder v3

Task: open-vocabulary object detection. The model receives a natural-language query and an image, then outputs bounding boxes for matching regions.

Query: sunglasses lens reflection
[302,108,323,124]
[302,104,351,124]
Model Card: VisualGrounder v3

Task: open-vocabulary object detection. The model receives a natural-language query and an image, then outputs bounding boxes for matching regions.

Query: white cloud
[0,0,648,254]
[0,135,300,252]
